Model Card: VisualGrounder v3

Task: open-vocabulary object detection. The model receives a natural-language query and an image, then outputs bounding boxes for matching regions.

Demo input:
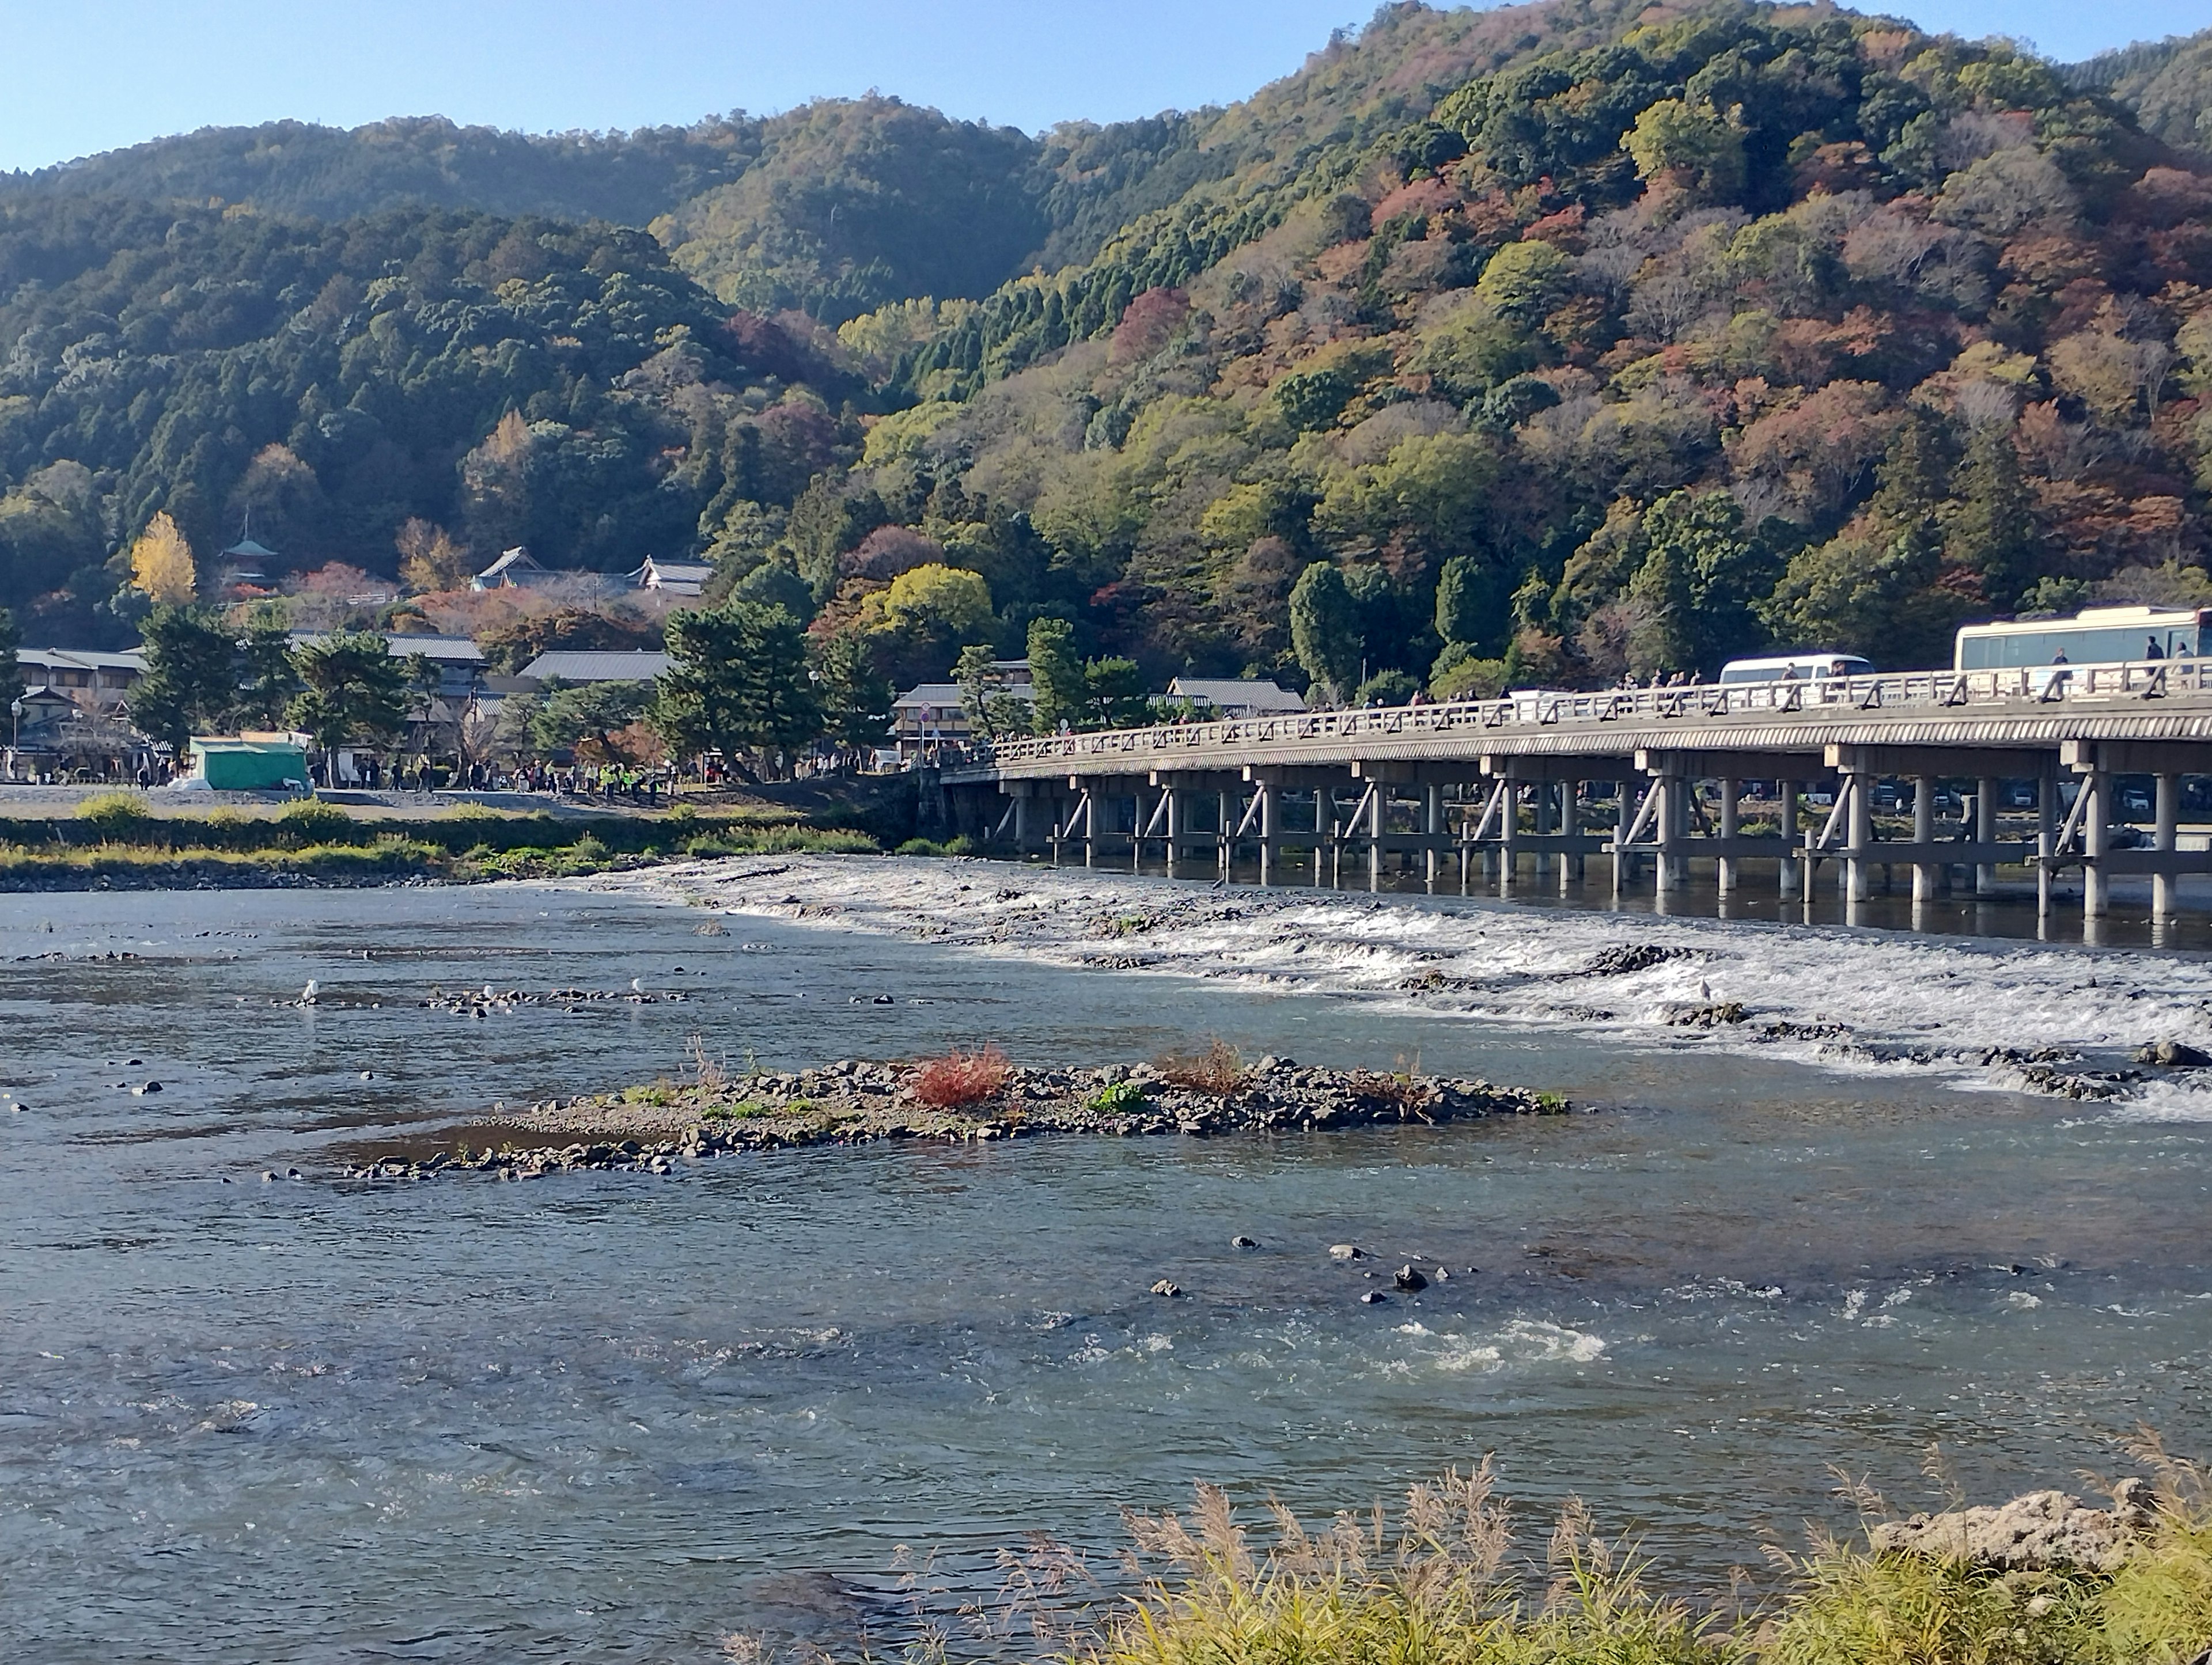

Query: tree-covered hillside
[2,0,2211,697]
[2065,28,2212,155]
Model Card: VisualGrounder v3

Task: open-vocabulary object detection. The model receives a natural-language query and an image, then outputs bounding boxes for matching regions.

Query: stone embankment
[342,1057,1570,1182]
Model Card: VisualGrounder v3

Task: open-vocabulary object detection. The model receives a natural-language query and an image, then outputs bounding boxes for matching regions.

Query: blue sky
[0,0,2205,175]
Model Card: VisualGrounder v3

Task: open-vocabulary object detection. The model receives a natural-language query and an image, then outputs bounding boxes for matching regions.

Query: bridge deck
[945,663,2212,786]
[922,663,2212,927]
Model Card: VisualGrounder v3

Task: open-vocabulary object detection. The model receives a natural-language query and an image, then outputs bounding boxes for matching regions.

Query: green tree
[1026,616,1087,733]
[814,629,894,756]
[1473,241,1572,323]
[229,608,301,729]
[1081,657,1153,729]
[954,643,1030,742]
[287,631,412,765]
[1625,98,1747,206]
[1627,490,1770,673]
[1944,425,2037,609]
[1762,521,1944,661]
[531,679,654,759]
[655,601,823,777]
[131,606,238,752]
[0,605,20,716]
[1434,555,1506,653]
[1290,563,1362,703]
[1271,366,1358,434]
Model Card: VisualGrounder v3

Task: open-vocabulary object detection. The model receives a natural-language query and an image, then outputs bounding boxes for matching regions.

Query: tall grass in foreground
[839,1458,2212,1665]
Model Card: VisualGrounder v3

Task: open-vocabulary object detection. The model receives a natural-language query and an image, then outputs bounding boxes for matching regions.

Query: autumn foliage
[909,1045,1012,1109]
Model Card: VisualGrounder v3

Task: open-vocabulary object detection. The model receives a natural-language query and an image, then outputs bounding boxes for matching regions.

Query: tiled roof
[1166,677,1305,711]
[518,650,672,682]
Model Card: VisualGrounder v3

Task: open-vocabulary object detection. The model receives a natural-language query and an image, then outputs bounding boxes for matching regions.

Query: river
[4,858,2210,1662]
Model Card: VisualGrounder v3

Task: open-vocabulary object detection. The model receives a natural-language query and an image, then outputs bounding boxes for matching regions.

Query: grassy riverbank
[0,794,874,888]
[1005,1462,2212,1665]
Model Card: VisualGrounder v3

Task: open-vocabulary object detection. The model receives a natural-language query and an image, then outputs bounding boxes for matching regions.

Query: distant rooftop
[518,650,672,683]
[1165,677,1305,713]
[289,632,484,663]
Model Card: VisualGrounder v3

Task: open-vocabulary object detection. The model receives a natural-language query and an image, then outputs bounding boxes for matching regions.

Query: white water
[586,854,2212,1118]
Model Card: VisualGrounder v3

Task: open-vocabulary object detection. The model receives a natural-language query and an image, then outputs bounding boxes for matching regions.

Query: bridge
[931,659,2212,923]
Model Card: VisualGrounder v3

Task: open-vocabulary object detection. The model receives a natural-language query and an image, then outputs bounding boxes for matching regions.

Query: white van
[1717,653,1873,685]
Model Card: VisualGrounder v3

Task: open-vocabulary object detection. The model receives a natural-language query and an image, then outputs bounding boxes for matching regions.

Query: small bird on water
[300,978,319,1004]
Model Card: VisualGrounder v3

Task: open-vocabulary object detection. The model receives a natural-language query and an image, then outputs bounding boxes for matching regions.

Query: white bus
[1953,605,2205,671]
[1717,653,1874,685]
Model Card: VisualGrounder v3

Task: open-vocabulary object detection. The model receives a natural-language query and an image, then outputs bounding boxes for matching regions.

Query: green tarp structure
[190,737,310,792]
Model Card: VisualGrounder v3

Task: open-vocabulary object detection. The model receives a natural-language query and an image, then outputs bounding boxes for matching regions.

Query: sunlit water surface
[3,868,2210,1663]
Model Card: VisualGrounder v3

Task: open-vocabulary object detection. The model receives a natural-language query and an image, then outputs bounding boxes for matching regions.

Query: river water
[6,858,2212,1663]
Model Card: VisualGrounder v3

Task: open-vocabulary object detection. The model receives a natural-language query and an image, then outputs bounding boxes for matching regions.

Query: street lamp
[9,697,20,781]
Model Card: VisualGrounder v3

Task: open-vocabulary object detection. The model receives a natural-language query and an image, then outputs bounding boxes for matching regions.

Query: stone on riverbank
[1869,1482,2156,1572]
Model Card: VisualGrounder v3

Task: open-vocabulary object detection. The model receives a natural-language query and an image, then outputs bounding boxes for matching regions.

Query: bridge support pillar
[1912,776,1939,904]
[2156,773,2179,920]
[1423,783,1442,892]
[2037,775,2056,916]
[1716,777,1739,896]
[1561,782,1583,890]
[1532,782,1554,884]
[2083,771,2109,919]
[1655,772,1686,893]
[1777,780,1801,899]
[1217,791,1232,879]
[1315,787,1333,886]
[1498,782,1520,893]
[1252,783,1276,885]
[1367,785,1385,892]
[1975,778,1998,896]
[1162,787,1181,878]
[1844,773,1873,903]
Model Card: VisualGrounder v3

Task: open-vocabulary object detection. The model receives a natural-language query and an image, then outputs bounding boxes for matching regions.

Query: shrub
[911,1045,1011,1109]
[1759,1537,2107,1665]
[77,791,151,836]
[1087,1078,1147,1116]
[275,799,357,844]
[1154,1036,1246,1095]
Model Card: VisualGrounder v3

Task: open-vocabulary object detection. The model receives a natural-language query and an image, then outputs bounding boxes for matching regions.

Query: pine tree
[1025,617,1087,733]
[286,631,411,763]
[1289,563,1362,702]
[1945,424,2037,609]
[656,602,822,779]
[814,629,893,756]
[131,606,236,751]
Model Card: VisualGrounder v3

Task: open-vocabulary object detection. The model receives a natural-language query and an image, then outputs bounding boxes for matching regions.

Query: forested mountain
[2,0,2210,697]
[2065,28,2212,154]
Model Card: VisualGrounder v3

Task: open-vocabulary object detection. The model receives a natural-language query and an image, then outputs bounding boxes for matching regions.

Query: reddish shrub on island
[910,1046,1012,1109]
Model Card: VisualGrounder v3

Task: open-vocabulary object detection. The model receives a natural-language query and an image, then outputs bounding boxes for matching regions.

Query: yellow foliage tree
[130,511,196,605]
[395,517,473,592]
[858,563,994,639]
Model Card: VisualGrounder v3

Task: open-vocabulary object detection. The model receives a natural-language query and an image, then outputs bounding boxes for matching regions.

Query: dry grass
[1153,1037,1248,1095]
[685,1034,730,1095]
[911,1045,1012,1110]
[1075,1467,1714,1665]
[711,1455,2212,1665]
